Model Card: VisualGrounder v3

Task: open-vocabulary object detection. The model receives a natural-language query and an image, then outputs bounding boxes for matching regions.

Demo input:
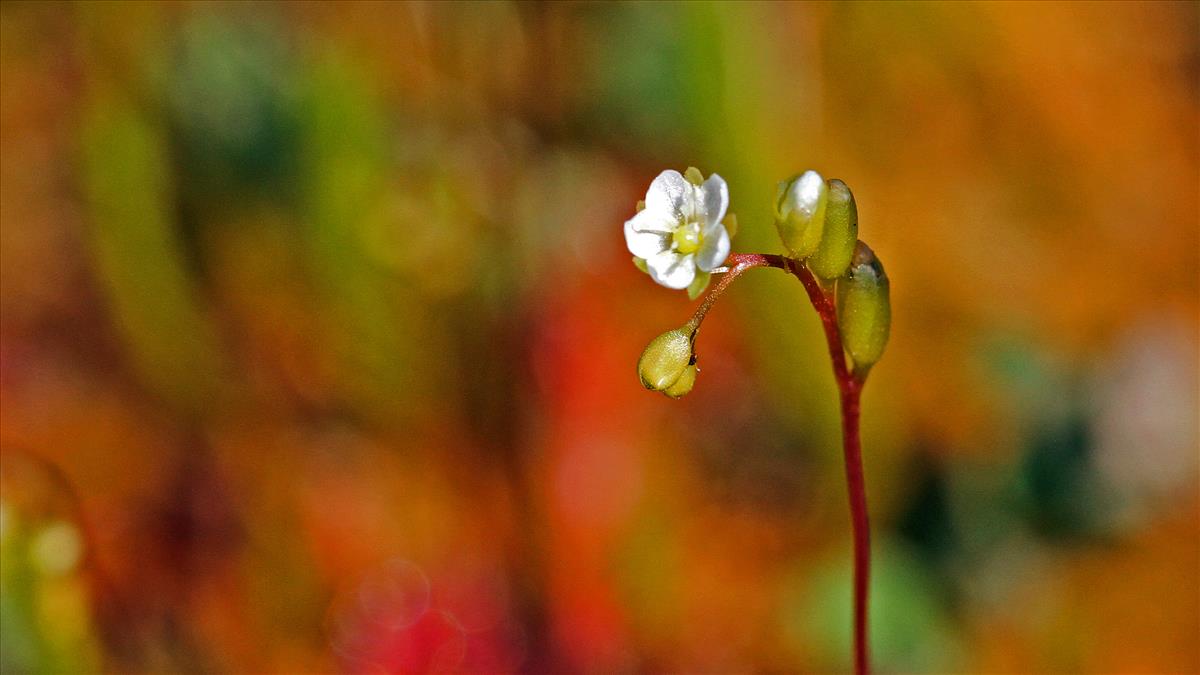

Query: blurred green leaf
[80,90,224,414]
[781,541,963,673]
[294,54,431,425]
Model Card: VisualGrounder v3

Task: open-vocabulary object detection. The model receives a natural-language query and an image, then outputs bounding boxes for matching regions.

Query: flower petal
[699,173,729,229]
[695,224,730,272]
[626,207,675,234]
[625,218,671,259]
[644,170,693,221]
[646,250,697,290]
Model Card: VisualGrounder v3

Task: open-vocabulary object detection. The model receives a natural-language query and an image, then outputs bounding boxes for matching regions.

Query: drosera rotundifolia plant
[626,168,890,675]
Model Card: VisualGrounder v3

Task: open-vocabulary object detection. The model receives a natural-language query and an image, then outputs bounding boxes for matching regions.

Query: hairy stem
[692,253,872,674]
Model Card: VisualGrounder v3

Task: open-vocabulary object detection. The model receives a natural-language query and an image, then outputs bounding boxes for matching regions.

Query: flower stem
[839,378,869,675]
[690,252,872,674]
[786,259,871,675]
[684,253,783,334]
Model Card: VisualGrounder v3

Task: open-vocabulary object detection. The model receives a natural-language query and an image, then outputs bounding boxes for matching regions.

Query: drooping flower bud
[807,178,859,280]
[637,328,696,396]
[775,170,828,258]
[836,242,890,372]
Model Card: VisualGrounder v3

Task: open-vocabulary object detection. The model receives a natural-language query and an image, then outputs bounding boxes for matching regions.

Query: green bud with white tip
[637,328,697,397]
[775,170,828,258]
[808,178,859,280]
[837,241,890,373]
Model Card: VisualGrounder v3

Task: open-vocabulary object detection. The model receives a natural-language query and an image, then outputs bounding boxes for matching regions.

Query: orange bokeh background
[2,2,1197,672]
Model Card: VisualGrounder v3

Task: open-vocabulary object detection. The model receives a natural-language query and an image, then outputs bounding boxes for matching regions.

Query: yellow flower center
[672,221,703,255]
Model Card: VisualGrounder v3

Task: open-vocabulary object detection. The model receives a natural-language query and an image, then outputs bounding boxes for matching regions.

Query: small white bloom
[625,169,731,290]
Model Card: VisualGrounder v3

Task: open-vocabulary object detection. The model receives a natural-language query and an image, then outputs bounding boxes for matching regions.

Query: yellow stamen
[673,222,703,254]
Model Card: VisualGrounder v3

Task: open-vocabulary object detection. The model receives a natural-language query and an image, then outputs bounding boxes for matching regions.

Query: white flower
[624,169,731,290]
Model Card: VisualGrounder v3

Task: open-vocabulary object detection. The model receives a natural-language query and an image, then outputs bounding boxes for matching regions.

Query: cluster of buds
[776,170,890,375]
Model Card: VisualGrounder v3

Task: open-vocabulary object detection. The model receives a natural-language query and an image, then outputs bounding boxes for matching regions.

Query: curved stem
[685,253,787,333]
[689,253,871,674]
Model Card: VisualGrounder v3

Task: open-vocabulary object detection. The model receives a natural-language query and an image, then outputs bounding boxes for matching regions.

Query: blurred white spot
[1092,322,1200,522]
[30,521,82,576]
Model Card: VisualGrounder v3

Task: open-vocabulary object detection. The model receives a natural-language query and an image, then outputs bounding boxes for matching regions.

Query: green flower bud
[807,178,859,280]
[637,328,696,395]
[836,242,890,372]
[775,170,828,258]
[663,364,698,399]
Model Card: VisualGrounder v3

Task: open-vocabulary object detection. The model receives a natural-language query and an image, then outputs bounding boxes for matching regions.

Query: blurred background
[1,2,1197,673]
